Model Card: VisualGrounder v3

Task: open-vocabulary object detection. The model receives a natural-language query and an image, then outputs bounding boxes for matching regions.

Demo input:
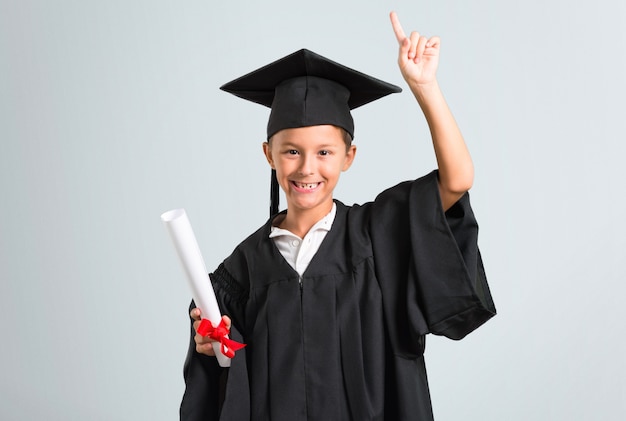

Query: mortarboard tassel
[270,169,279,217]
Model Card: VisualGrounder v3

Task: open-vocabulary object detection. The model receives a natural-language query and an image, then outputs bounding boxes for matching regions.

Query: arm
[390,11,474,211]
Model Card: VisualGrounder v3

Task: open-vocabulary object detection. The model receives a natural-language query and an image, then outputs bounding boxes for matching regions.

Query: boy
[181,12,495,420]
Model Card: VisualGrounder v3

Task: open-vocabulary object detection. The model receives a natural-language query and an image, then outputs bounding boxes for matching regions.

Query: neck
[278,202,333,238]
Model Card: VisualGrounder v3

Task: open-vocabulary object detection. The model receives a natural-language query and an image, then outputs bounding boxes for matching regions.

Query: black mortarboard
[220,49,402,216]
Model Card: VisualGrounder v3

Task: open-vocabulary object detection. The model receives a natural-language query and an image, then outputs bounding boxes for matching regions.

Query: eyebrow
[280,141,340,149]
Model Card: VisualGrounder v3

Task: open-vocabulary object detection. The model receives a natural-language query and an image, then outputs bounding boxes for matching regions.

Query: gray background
[1,0,625,420]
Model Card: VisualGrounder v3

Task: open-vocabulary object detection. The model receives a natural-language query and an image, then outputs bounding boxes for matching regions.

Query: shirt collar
[269,202,337,239]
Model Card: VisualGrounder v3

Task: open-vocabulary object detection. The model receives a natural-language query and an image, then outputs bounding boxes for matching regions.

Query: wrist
[409,79,441,101]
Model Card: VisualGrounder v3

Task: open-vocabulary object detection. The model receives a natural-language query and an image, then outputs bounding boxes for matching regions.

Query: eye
[319,150,330,156]
[287,149,299,155]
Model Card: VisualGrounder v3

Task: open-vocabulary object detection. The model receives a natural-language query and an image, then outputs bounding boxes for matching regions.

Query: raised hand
[389,11,473,210]
[390,11,440,87]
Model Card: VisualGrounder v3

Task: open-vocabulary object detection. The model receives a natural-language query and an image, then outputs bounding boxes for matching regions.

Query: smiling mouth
[292,181,320,190]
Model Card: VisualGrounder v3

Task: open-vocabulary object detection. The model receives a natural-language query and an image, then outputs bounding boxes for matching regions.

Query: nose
[298,153,315,176]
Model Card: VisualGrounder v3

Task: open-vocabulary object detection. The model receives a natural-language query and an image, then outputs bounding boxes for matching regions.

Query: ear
[262,142,275,169]
[342,145,357,171]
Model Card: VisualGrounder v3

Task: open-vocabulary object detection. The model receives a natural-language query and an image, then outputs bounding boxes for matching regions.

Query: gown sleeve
[370,170,496,356]
[180,302,227,421]
[180,297,250,421]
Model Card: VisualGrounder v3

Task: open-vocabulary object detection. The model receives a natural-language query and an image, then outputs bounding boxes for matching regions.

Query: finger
[222,315,232,330]
[399,37,411,63]
[196,340,216,356]
[415,35,428,62]
[195,327,218,352]
[426,36,441,49]
[195,331,209,344]
[389,11,407,44]
[425,36,441,54]
[408,31,421,59]
[190,307,201,321]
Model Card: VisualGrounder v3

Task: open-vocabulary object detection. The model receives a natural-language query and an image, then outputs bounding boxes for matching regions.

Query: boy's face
[263,124,356,217]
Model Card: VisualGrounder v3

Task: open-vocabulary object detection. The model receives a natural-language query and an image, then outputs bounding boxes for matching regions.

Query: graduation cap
[220,48,402,217]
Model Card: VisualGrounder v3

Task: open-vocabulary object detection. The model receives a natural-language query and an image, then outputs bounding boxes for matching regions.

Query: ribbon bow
[197,318,246,358]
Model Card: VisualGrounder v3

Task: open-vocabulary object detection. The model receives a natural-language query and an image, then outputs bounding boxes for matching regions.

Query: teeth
[296,182,319,189]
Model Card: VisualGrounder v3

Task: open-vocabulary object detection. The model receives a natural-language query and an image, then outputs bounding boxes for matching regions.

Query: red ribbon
[197,318,246,358]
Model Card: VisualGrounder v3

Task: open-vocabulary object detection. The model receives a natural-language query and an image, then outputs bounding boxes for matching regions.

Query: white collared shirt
[269,203,337,278]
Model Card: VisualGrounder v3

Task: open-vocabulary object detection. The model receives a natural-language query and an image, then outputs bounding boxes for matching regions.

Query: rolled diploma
[161,208,230,367]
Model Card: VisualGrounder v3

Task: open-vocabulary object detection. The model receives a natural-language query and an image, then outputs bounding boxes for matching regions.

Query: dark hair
[341,129,353,150]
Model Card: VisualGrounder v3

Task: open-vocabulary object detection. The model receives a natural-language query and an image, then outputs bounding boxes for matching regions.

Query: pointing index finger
[390,11,407,44]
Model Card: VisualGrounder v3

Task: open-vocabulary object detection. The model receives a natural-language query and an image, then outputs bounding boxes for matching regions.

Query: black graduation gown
[180,171,496,420]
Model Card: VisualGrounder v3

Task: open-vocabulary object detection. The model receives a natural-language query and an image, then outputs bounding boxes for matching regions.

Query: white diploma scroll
[161,208,231,367]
